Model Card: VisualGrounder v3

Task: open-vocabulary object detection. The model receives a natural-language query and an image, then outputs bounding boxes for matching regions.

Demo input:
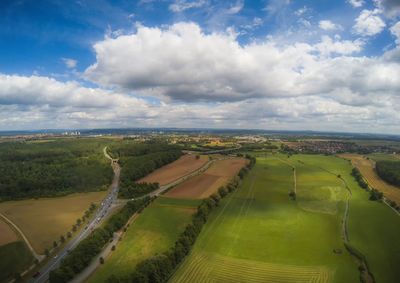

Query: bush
[369,189,383,201]
[351,168,368,189]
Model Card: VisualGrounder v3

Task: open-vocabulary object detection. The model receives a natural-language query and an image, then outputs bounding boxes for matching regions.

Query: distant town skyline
[0,0,399,134]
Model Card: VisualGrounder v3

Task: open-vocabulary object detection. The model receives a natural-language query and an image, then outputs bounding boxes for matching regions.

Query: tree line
[49,197,151,283]
[119,183,159,199]
[0,139,114,201]
[376,160,400,187]
[351,168,368,189]
[104,155,256,283]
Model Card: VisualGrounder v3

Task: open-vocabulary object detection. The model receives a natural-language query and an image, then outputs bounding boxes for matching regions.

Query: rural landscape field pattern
[171,154,400,283]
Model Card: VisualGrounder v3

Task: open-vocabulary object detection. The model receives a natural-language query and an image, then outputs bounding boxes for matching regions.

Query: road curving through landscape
[30,146,121,283]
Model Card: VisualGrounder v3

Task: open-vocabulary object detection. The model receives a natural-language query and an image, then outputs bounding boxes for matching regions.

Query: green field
[0,241,34,283]
[88,197,201,282]
[171,154,400,283]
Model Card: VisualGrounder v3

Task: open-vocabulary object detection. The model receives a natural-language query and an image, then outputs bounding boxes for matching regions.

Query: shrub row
[344,243,375,283]
[105,155,256,283]
[351,168,368,189]
[387,199,400,212]
[49,197,151,283]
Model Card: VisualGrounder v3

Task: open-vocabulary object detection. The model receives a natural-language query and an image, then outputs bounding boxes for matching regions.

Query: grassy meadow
[171,154,400,283]
[88,197,201,283]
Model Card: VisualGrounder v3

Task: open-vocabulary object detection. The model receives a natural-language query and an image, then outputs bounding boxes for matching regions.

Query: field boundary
[303,159,375,283]
[338,154,400,215]
[276,157,297,194]
[0,212,43,260]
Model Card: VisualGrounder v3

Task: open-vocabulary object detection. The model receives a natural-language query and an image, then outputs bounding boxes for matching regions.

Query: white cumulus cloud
[62,58,77,69]
[390,21,400,44]
[84,22,393,105]
[353,9,386,36]
[319,20,341,31]
[348,0,364,8]
[169,0,207,13]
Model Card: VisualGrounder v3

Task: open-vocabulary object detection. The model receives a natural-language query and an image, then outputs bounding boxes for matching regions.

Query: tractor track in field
[227,173,256,255]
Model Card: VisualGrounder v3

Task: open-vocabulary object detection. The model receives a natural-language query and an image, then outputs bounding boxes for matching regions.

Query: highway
[30,147,120,283]
[67,156,233,283]
[31,151,231,283]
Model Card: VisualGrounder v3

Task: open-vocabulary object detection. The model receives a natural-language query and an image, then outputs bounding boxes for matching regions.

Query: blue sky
[0,0,399,133]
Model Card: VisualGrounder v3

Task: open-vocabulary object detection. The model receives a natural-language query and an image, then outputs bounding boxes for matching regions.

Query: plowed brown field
[165,158,247,199]
[138,154,208,186]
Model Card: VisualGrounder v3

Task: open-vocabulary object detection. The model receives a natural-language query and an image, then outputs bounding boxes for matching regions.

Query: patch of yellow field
[0,191,107,253]
[171,252,333,283]
[0,218,18,246]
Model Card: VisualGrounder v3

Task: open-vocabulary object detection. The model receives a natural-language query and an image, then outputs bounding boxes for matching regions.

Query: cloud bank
[2,18,400,133]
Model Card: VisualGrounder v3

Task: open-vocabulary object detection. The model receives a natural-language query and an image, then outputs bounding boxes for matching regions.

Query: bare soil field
[339,154,400,204]
[165,158,247,199]
[0,218,18,246]
[0,191,107,253]
[138,154,208,185]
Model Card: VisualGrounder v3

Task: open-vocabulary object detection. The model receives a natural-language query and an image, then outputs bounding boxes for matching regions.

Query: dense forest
[0,139,114,201]
[109,141,182,196]
[376,161,400,187]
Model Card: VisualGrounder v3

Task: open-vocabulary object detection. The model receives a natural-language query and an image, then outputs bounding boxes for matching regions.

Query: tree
[100,257,105,264]
[53,241,58,248]
[67,231,72,238]
[72,225,77,232]
[14,273,21,281]
[111,245,116,251]
[76,218,82,226]
[195,155,200,160]
[289,191,296,200]
[369,189,383,201]
[60,235,66,243]
[45,248,50,257]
